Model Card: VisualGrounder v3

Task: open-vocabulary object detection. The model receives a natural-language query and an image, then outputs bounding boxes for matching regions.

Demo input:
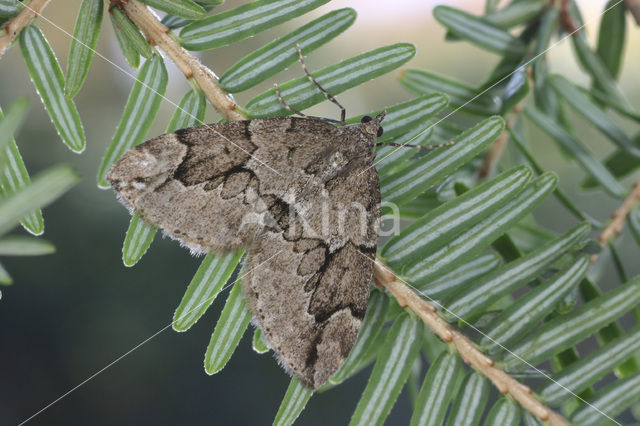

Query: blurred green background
[1,0,639,424]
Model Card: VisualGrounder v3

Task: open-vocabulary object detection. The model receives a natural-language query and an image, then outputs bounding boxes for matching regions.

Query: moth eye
[377,127,384,137]
[361,115,372,123]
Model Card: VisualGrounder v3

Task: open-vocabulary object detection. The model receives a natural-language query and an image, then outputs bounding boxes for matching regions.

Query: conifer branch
[115,0,246,121]
[373,259,570,426]
[0,0,51,59]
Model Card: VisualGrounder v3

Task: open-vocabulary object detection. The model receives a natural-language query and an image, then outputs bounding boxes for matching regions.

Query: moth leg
[295,43,347,124]
[274,83,343,125]
[376,140,455,150]
[274,83,308,118]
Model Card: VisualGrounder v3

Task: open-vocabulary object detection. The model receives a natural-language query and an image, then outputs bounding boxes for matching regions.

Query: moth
[107,46,444,389]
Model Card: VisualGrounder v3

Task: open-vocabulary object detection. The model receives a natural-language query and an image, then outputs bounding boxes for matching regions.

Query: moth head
[107,140,185,202]
[359,111,386,139]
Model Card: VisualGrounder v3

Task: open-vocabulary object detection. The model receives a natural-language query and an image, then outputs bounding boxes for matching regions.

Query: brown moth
[107,46,445,389]
[107,112,384,389]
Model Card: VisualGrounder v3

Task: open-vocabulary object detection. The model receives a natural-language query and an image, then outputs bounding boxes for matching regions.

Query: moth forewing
[108,115,385,388]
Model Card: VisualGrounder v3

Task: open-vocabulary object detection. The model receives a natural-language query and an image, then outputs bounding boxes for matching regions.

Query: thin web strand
[16,2,626,425]
[367,256,620,425]
[18,249,283,425]
[364,0,626,174]
[20,3,284,177]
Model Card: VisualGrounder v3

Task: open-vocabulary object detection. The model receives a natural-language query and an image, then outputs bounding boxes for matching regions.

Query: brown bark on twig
[592,181,640,262]
[0,0,51,59]
[115,0,245,122]
[373,260,570,426]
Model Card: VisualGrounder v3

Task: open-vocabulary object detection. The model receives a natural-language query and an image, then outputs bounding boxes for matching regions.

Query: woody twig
[0,0,51,59]
[373,260,570,426]
[592,181,640,262]
[114,0,245,122]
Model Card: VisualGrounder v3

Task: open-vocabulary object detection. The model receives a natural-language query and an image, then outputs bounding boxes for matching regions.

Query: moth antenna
[376,140,455,150]
[296,43,347,123]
